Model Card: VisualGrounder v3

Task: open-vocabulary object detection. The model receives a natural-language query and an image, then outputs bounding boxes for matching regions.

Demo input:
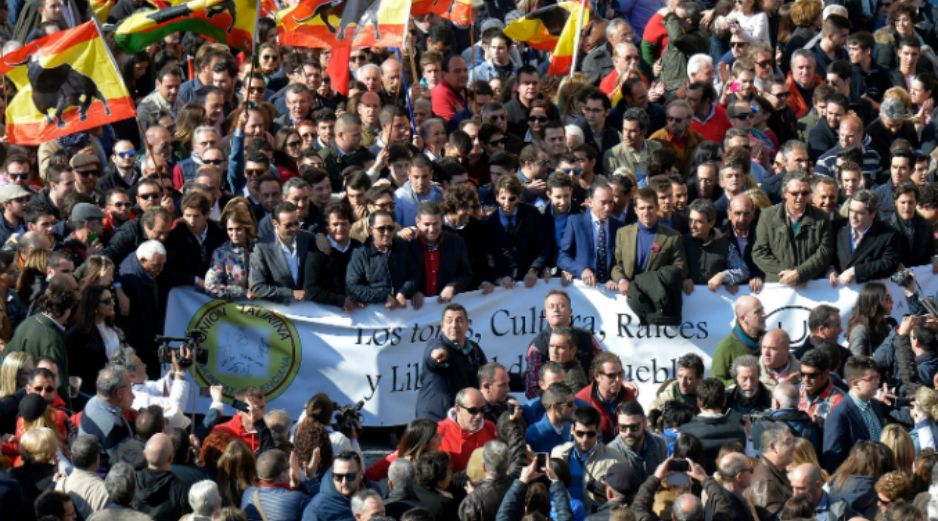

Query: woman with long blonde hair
[881,424,916,475]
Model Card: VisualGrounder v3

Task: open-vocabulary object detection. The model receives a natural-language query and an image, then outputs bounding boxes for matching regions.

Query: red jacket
[692,104,733,144]
[431,82,466,122]
[575,383,638,444]
[212,415,261,452]
[436,415,497,472]
[786,72,825,119]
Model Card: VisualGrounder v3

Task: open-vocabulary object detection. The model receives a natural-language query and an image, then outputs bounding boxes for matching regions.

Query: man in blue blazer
[821,355,909,472]
[525,383,574,453]
[557,180,623,287]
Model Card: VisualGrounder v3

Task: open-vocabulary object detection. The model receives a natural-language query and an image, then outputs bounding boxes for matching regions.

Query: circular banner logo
[186,300,302,400]
[764,304,812,346]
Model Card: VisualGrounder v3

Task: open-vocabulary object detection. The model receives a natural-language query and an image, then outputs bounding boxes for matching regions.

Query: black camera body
[155,331,208,368]
[890,270,913,287]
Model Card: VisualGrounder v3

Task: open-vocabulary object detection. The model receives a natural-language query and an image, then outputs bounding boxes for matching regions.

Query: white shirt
[96,323,121,359]
[131,372,192,429]
[278,236,300,284]
[590,212,608,259]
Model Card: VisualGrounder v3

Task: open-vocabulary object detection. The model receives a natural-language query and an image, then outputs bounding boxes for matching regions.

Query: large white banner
[163,266,938,426]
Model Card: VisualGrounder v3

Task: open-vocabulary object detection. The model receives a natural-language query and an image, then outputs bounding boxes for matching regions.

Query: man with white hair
[600,42,643,96]
[751,381,821,455]
[459,440,512,521]
[119,240,167,375]
[385,459,422,518]
[79,365,134,460]
[172,125,219,190]
[350,490,385,521]
[355,63,382,93]
[183,480,222,521]
[688,53,718,91]
[135,433,190,520]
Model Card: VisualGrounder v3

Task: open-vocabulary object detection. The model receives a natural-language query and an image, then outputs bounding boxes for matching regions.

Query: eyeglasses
[583,107,605,113]
[788,190,812,197]
[487,114,507,121]
[800,370,821,379]
[116,150,137,159]
[100,297,115,305]
[286,140,302,148]
[202,159,224,165]
[618,423,642,432]
[32,385,55,393]
[260,55,278,61]
[733,113,751,120]
[11,196,30,204]
[528,115,548,123]
[373,225,395,234]
[489,138,506,147]
[245,168,267,177]
[77,169,99,177]
[603,371,625,379]
[138,192,161,201]
[770,91,790,99]
[563,168,583,176]
[280,221,300,229]
[350,54,369,63]
[502,196,518,203]
[333,472,359,482]
[730,41,748,48]
[460,405,484,415]
[573,430,597,438]
[8,173,28,181]
[756,60,773,68]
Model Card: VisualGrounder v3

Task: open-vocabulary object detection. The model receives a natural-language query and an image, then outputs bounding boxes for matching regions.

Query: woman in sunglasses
[65,285,124,407]
[524,99,559,146]
[273,127,303,182]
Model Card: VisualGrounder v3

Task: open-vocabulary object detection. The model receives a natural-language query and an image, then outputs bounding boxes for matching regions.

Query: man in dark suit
[821,355,905,472]
[346,209,422,308]
[610,187,688,295]
[885,181,935,267]
[483,176,552,287]
[249,201,313,303]
[162,192,226,290]
[409,202,471,303]
[303,202,362,311]
[828,189,902,286]
[557,180,622,286]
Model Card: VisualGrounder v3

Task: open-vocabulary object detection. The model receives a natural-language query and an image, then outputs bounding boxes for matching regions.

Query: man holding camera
[112,347,191,430]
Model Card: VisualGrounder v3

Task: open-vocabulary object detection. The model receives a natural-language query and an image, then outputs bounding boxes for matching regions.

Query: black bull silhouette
[291,0,383,41]
[23,58,112,128]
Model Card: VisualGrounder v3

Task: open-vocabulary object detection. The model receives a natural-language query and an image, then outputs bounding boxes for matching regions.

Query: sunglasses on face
[730,42,748,48]
[733,113,752,120]
[756,60,772,68]
[202,158,224,165]
[116,150,137,159]
[333,472,359,482]
[573,430,597,438]
[489,138,506,146]
[139,192,161,201]
[373,225,395,233]
[460,405,485,415]
[100,297,115,305]
[488,114,506,121]
[113,201,132,208]
[8,173,28,181]
[245,168,267,177]
[528,115,548,123]
[619,423,641,432]
[32,385,55,393]
[286,140,302,147]
[77,169,99,177]
[351,54,369,62]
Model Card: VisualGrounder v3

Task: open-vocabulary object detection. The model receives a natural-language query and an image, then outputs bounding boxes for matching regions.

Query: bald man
[760,329,800,390]
[711,295,767,384]
[135,433,191,521]
[789,463,856,519]
[723,194,765,294]
[435,388,497,472]
[698,452,755,521]
[380,58,403,104]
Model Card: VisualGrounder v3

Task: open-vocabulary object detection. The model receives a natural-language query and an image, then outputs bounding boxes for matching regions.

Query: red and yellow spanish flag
[276,0,411,48]
[412,0,470,24]
[114,0,258,53]
[442,0,471,26]
[504,0,589,74]
[92,0,170,23]
[0,21,135,145]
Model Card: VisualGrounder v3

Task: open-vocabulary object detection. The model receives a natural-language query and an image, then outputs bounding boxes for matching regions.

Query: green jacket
[751,203,832,283]
[661,14,710,91]
[711,329,761,385]
[6,314,69,405]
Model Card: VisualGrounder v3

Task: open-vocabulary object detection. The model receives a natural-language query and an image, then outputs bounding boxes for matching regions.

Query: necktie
[852,229,862,252]
[596,220,608,282]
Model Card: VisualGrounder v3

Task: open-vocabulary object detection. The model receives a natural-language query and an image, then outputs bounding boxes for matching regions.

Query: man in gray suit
[249,201,312,303]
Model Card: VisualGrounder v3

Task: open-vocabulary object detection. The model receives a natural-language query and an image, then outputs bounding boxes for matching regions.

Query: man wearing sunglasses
[301,451,369,520]
[550,406,618,512]
[752,171,832,285]
[171,126,220,191]
[436,387,497,472]
[98,141,140,194]
[345,209,422,310]
[606,400,667,484]
[0,183,31,245]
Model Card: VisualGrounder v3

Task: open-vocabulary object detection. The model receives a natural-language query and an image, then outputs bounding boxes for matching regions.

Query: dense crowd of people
[3,0,938,519]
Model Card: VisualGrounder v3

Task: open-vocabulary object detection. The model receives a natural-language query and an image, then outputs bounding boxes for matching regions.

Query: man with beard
[525,383,574,452]
[724,355,772,415]
[605,401,667,483]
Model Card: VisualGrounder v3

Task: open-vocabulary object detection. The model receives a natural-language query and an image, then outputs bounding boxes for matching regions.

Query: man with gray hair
[87,462,151,521]
[55,435,108,519]
[385,459,422,519]
[751,381,821,455]
[671,493,704,521]
[241,449,311,520]
[173,125,220,189]
[747,422,795,519]
[184,480,221,521]
[135,433,190,521]
[458,440,512,521]
[350,489,385,521]
[79,365,134,460]
[119,239,167,377]
[725,354,771,415]
[699,452,755,521]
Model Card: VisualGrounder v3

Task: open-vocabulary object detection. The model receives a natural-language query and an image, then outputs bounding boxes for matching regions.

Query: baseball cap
[0,183,32,203]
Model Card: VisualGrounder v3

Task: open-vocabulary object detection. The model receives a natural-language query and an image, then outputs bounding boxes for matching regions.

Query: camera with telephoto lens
[334,400,364,438]
[890,270,914,288]
[890,269,938,317]
[155,330,209,368]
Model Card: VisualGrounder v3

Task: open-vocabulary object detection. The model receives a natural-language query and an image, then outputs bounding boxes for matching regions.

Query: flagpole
[569,0,586,78]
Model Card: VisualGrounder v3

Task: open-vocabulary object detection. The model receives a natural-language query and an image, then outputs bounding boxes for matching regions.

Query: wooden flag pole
[569,0,587,78]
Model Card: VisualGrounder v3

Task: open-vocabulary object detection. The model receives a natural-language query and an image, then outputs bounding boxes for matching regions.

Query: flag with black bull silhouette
[275,0,411,48]
[114,0,258,53]
[0,21,136,146]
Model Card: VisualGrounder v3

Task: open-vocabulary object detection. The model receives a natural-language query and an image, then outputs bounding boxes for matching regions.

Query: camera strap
[253,490,270,521]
